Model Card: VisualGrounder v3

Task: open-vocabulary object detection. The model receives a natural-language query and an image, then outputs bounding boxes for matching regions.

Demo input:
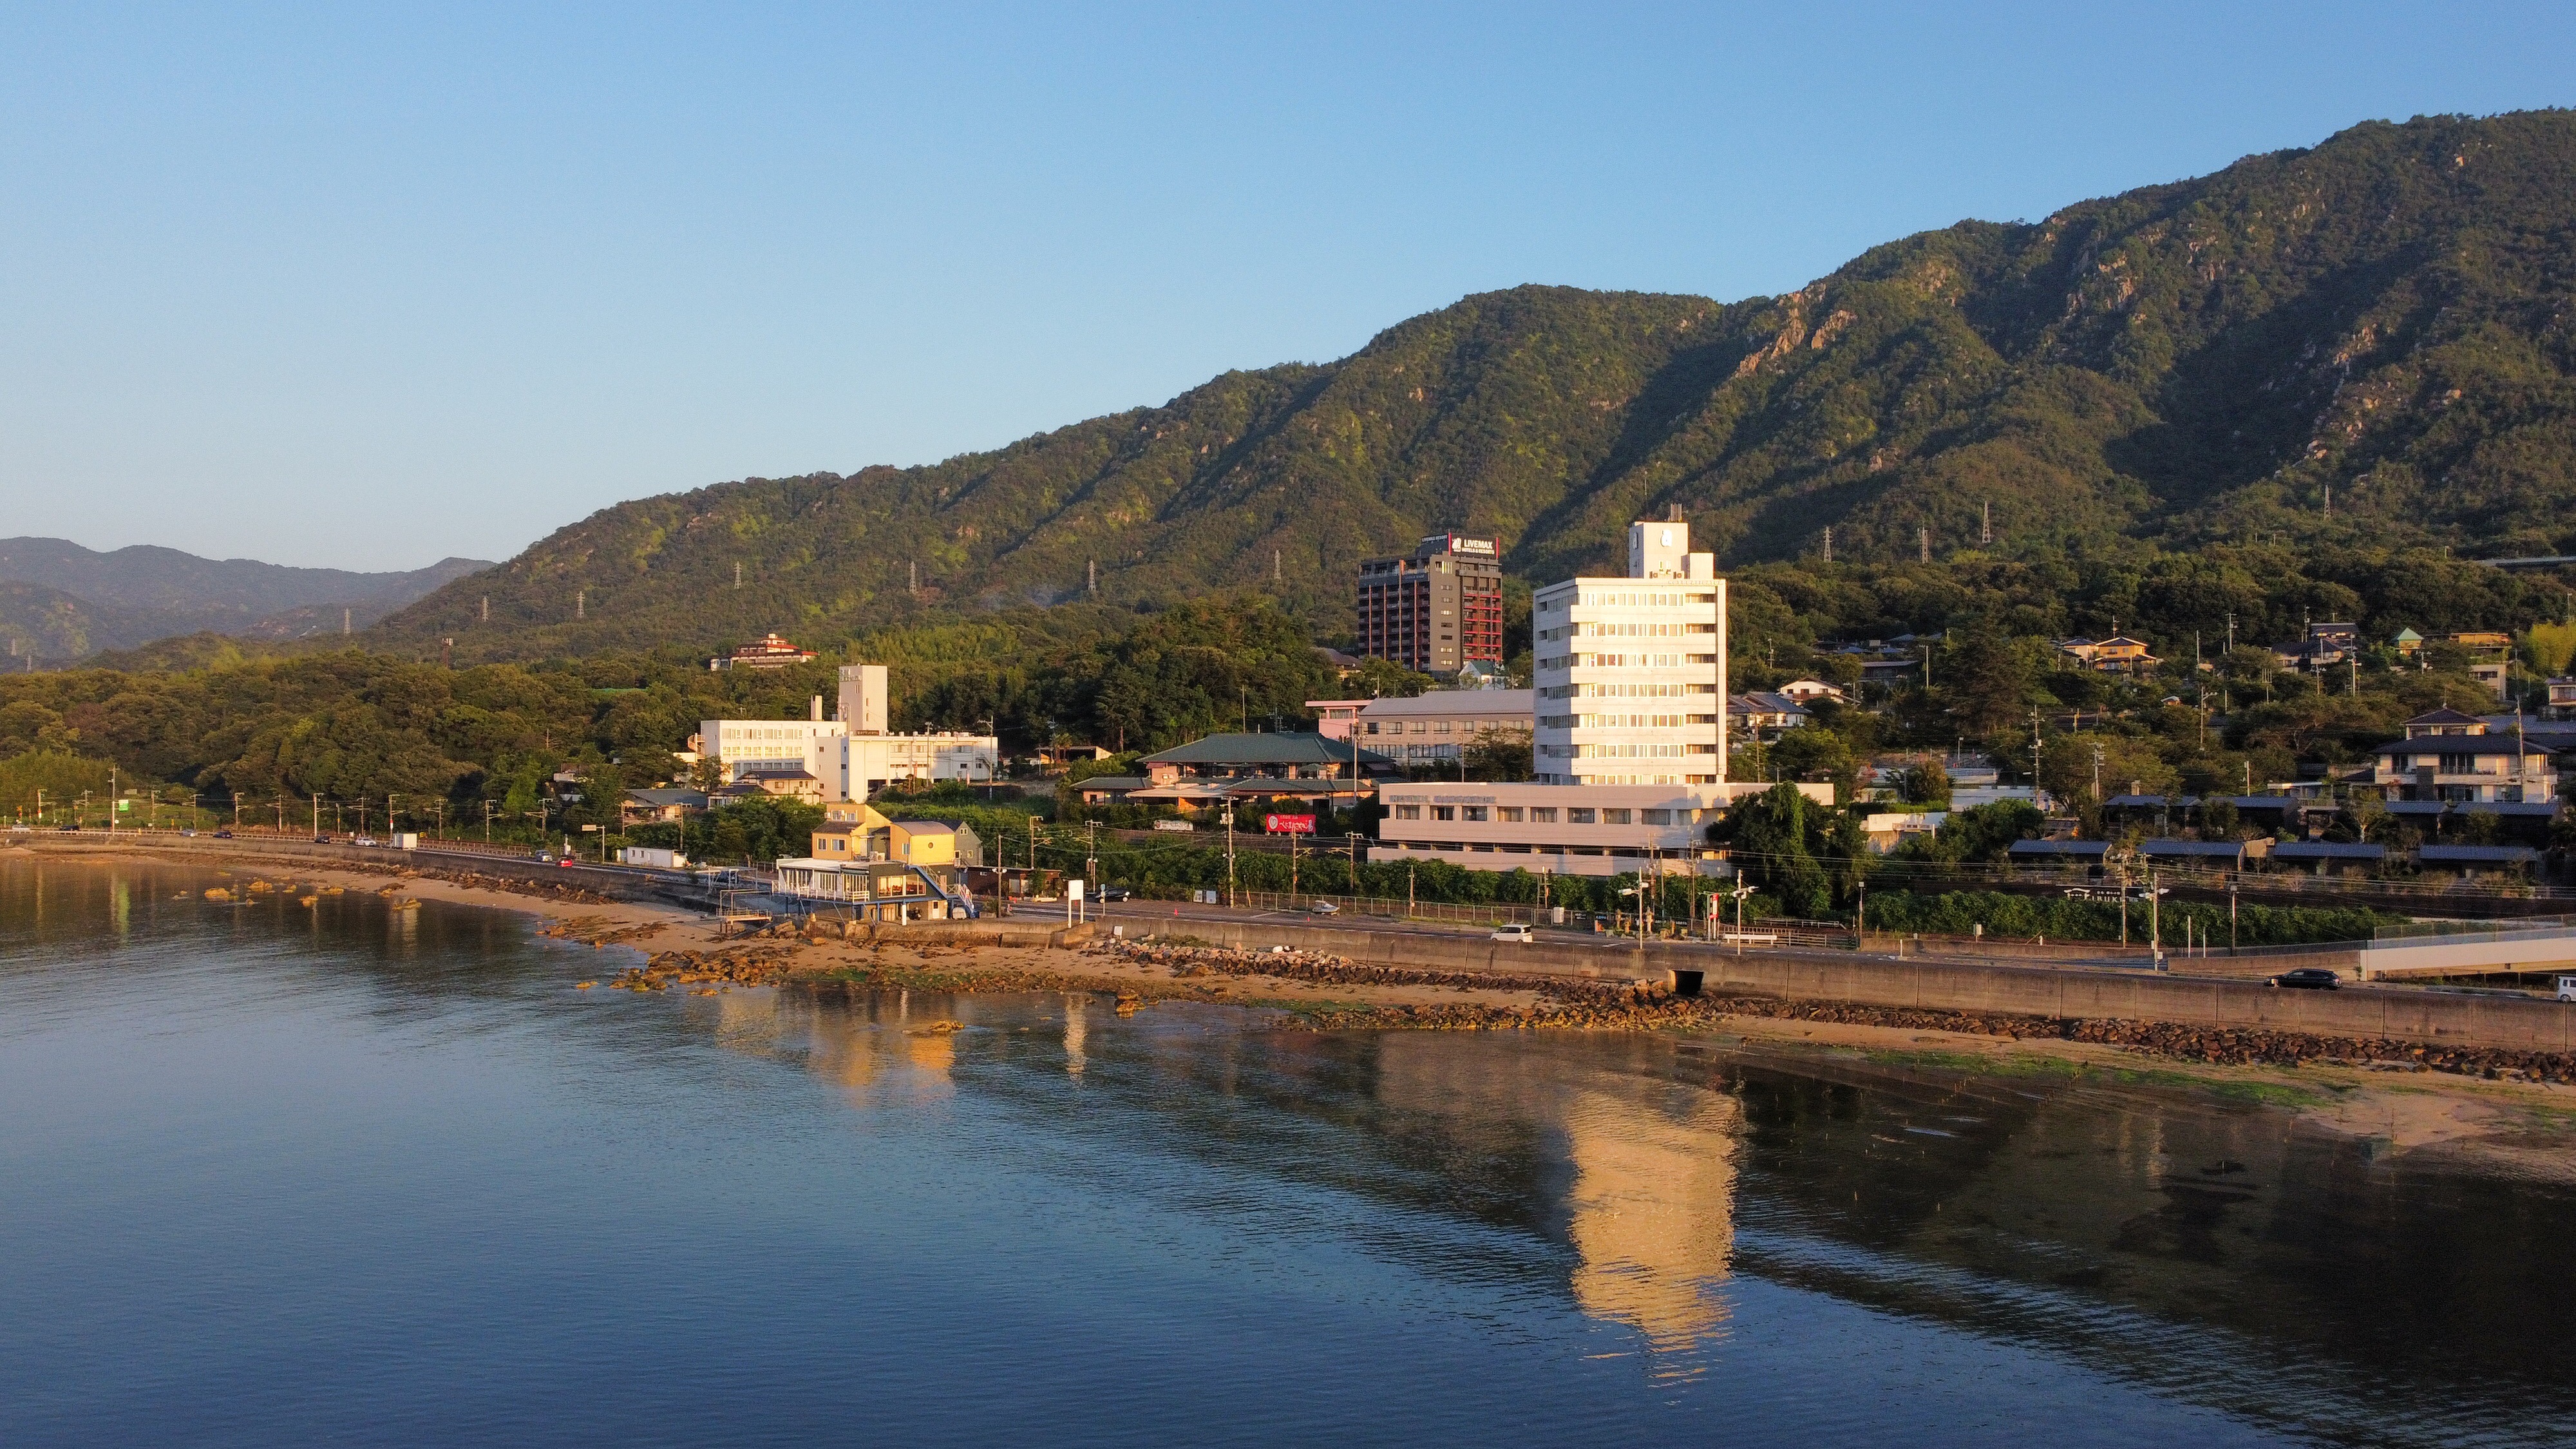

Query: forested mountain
[0,539,489,661]
[374,111,2576,662]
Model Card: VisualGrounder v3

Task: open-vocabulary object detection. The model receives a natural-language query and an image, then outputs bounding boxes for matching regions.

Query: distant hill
[361,110,2576,661]
[0,539,489,661]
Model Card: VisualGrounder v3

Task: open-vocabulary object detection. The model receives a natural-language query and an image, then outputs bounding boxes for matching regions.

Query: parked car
[1492,923,1533,943]
[213,829,234,838]
[2266,968,2342,990]
[1098,886,1132,902]
[178,829,196,837]
[1308,900,1340,916]
[312,835,332,844]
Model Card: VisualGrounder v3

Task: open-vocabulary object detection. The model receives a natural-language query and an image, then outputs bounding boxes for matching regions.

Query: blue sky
[5,3,2571,569]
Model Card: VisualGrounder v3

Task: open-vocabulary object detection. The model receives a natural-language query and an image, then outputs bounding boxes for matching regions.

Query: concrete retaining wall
[1139,916,2576,1053]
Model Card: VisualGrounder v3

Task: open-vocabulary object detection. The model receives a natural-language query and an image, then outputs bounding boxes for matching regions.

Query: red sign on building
[1264,813,1316,835]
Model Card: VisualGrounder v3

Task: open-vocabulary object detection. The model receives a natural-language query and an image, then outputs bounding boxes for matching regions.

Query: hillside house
[2370,708,2555,804]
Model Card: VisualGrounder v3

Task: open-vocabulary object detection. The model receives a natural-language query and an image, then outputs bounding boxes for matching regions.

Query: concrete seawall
[1148,916,2576,1054]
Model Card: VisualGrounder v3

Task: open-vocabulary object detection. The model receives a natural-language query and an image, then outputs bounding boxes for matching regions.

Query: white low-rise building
[1350,689,1534,767]
[698,665,998,800]
[1372,779,1822,877]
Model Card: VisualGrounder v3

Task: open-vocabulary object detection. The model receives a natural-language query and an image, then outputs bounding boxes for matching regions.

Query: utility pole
[2150,867,2163,967]
[1086,821,1098,897]
[2029,710,2044,795]
[1028,815,1042,871]
[233,792,242,829]
[1289,824,1299,903]
[481,596,489,621]
[108,764,116,837]
[1227,810,1238,908]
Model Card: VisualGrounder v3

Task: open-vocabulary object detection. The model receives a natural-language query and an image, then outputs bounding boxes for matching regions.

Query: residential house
[620,788,707,826]
[2416,843,2539,881]
[1729,691,1811,741]
[2060,636,2161,674]
[2391,628,2425,659]
[2269,842,2385,878]
[1775,679,1848,704]
[811,801,983,869]
[2450,631,2514,697]
[1071,775,1150,805]
[722,765,827,802]
[2369,708,2556,803]
[1132,731,1398,814]
[2549,679,2576,720]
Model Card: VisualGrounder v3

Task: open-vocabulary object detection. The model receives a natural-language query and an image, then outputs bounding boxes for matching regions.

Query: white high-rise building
[1530,518,1726,787]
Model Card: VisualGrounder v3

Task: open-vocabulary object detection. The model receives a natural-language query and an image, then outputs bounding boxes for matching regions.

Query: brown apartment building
[1356,533,1504,674]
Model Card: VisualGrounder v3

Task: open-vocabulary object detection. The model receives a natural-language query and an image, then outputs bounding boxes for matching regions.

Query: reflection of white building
[1373,1034,1739,1352]
[697,665,997,800]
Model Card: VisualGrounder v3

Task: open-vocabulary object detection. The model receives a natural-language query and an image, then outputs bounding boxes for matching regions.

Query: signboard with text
[1264,814,1316,835]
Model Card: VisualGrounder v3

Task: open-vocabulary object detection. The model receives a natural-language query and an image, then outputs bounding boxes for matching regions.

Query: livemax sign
[1264,814,1316,835]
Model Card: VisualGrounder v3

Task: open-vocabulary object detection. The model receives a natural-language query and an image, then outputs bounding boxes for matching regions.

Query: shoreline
[14,839,2576,1166]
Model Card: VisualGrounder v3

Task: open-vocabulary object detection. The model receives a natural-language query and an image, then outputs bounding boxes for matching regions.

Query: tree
[1460,726,1531,782]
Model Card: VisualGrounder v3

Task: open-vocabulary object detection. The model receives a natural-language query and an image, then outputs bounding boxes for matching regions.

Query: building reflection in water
[1062,994,1088,1083]
[717,983,958,1109]
[1375,1036,1740,1354]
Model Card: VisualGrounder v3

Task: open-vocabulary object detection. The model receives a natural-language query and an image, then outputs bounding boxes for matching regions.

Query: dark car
[213,830,234,839]
[2266,968,2341,990]
[1098,886,1132,902]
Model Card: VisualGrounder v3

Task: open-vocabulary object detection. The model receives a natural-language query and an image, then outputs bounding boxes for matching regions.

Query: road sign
[1264,814,1316,835]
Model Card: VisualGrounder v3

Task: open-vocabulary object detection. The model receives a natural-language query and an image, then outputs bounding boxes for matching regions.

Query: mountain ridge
[0,538,492,663]
[370,110,2576,661]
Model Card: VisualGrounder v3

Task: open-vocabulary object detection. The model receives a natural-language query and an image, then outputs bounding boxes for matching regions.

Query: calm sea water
[5,857,2574,1447]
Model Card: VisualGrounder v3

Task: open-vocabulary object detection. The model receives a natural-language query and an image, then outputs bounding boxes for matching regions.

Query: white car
[1308,901,1340,916]
[1492,924,1533,943]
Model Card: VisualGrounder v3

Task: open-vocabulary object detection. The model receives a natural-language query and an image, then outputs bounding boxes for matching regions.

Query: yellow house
[810,802,969,867]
